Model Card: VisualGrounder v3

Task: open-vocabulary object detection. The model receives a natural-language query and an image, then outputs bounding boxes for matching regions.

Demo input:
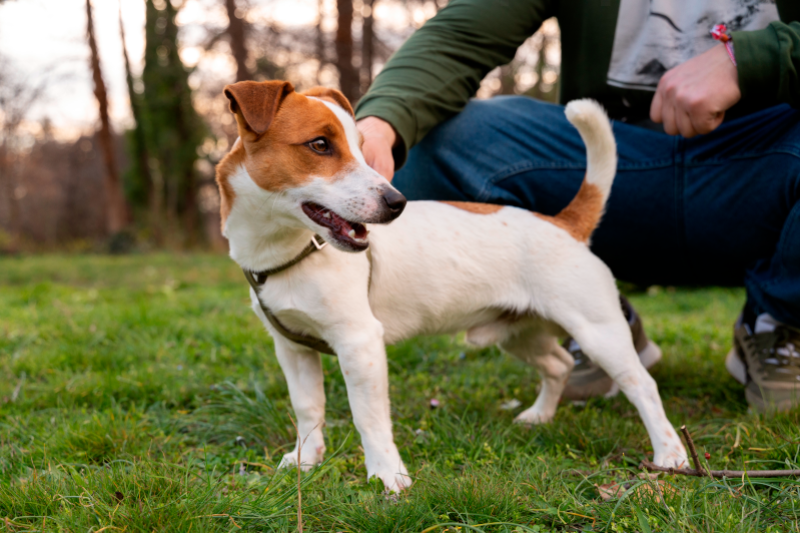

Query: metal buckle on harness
[311,235,327,250]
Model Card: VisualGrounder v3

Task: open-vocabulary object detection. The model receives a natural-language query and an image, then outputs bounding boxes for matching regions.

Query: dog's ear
[301,86,354,118]
[223,80,295,136]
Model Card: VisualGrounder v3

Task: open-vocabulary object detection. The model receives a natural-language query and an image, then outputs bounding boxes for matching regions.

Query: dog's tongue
[320,206,367,240]
[302,202,368,243]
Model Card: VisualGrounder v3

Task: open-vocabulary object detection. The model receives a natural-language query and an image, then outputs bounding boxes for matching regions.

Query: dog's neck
[223,165,316,273]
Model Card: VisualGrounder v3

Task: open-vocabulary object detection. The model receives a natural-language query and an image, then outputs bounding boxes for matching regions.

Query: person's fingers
[661,98,678,136]
[362,139,394,181]
[650,87,664,124]
[375,153,394,182]
[357,116,397,181]
[676,107,697,138]
[693,109,725,136]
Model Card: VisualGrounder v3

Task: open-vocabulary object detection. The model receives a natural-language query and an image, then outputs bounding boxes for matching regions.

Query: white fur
[565,99,617,203]
[222,98,687,492]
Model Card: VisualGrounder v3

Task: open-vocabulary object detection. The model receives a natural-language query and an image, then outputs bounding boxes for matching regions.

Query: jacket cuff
[733,25,781,108]
[355,97,415,169]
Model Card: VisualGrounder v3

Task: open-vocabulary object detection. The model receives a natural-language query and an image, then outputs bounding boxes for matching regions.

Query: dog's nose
[382,187,407,218]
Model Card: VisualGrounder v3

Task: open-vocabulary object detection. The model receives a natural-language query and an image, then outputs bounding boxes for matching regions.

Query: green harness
[242,235,337,356]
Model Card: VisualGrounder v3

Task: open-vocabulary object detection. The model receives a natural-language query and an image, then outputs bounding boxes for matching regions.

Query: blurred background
[0,0,561,254]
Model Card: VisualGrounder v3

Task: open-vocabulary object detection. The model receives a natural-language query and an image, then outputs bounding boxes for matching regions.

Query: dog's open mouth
[301,202,369,251]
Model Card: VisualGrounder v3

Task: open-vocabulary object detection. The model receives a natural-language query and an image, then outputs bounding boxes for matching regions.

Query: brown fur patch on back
[440,201,503,215]
[535,179,604,243]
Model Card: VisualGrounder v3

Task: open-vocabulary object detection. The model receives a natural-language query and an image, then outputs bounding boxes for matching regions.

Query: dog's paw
[370,468,413,493]
[653,446,689,470]
[513,406,554,426]
[278,445,325,472]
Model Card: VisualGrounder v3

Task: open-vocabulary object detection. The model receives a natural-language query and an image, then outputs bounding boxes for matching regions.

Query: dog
[215,80,688,492]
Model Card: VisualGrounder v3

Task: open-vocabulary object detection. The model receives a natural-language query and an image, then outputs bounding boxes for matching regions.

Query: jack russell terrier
[215,80,688,492]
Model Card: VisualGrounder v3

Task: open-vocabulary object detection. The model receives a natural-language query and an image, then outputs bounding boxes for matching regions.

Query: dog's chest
[252,249,373,337]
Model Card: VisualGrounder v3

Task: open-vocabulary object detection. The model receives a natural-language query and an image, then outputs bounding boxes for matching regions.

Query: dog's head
[216,80,405,253]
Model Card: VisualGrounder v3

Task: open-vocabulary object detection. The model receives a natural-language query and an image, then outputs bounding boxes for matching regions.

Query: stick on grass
[641,425,800,479]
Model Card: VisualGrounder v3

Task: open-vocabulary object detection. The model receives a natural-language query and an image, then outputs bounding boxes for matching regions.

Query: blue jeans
[394,97,800,327]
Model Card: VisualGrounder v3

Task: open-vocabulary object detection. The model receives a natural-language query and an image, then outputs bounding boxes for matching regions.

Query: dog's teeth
[347,229,356,239]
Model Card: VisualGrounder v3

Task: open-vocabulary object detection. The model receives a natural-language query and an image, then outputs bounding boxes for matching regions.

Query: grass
[1,253,799,532]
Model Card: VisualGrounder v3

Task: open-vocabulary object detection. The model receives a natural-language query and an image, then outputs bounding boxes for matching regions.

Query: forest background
[0,0,562,253]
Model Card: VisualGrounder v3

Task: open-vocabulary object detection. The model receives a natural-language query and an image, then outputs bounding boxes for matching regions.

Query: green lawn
[1,254,799,532]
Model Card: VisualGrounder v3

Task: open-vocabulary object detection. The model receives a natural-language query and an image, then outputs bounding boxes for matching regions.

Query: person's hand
[357,116,397,181]
[650,43,741,138]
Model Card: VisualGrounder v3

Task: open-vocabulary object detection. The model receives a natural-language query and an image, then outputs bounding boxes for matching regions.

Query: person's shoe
[561,295,662,401]
[726,313,800,412]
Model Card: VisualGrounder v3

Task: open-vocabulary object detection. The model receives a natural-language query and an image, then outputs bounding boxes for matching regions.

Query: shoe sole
[564,340,663,401]
[745,385,800,413]
[725,347,747,385]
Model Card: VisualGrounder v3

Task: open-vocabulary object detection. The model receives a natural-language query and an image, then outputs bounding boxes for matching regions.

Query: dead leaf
[596,477,677,503]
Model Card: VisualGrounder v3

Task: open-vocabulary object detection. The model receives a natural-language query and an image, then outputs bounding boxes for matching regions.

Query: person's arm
[734,21,800,109]
[355,0,552,173]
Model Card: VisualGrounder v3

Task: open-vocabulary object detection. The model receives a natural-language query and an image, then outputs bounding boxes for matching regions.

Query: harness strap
[243,235,337,356]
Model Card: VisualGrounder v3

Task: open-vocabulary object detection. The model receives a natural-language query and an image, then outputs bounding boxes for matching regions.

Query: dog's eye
[307,138,330,154]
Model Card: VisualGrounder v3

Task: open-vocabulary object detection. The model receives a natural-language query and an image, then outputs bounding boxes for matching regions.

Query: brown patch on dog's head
[215,80,361,229]
[301,86,354,117]
[440,201,504,215]
[224,80,295,137]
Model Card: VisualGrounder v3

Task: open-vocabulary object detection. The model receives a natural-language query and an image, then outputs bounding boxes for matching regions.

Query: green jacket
[355,0,800,168]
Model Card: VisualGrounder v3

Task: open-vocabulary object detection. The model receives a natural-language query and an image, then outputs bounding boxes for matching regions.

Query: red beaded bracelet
[711,23,737,66]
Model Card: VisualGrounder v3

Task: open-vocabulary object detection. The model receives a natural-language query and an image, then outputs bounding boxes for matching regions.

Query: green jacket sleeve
[354,0,552,168]
[734,21,800,109]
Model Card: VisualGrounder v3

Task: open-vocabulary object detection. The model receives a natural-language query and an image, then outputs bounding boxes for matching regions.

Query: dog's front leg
[335,323,411,492]
[272,335,328,470]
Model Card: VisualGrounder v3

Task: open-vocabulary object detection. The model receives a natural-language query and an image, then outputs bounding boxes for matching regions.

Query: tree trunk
[0,133,20,252]
[86,0,128,235]
[316,0,326,84]
[119,3,159,241]
[336,0,359,103]
[224,0,250,81]
[362,0,374,93]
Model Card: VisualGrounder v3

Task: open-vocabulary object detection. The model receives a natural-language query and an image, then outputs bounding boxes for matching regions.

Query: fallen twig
[640,459,800,479]
[641,425,800,479]
[680,425,712,478]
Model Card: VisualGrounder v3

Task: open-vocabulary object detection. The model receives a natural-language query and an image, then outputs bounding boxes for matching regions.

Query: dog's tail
[554,99,617,244]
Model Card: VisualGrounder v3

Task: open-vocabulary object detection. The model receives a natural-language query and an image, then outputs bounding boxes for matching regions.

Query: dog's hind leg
[500,326,574,424]
[271,334,328,471]
[565,318,688,468]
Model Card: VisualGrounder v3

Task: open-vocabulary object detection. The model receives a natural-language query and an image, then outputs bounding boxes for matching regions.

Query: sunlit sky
[0,0,357,139]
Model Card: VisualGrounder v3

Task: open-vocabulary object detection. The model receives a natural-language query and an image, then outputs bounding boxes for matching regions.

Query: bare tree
[86,0,128,234]
[119,2,154,218]
[316,0,326,84]
[336,0,359,102]
[0,57,46,251]
[362,0,375,93]
[225,0,251,81]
